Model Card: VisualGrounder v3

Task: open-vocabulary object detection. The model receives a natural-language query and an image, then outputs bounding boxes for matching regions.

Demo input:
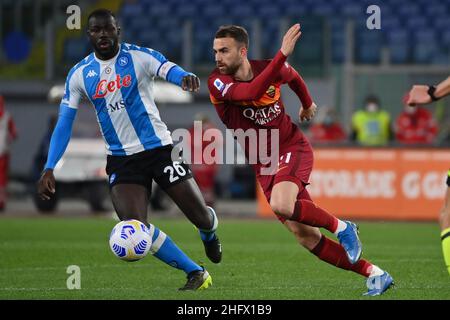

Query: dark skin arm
[38,77,199,201]
[37,169,56,200]
[181,74,200,92]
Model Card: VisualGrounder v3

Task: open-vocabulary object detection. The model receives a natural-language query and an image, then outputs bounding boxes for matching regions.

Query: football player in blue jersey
[38,9,220,291]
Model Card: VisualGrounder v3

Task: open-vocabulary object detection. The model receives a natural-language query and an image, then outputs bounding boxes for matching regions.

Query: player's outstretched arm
[143,46,200,92]
[280,23,302,56]
[209,24,302,102]
[435,76,450,99]
[164,63,200,92]
[181,74,200,92]
[279,62,316,121]
[37,105,77,200]
[406,76,450,106]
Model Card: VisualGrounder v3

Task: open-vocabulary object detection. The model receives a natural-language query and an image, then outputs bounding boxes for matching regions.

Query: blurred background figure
[29,114,59,213]
[395,104,438,145]
[31,114,57,183]
[188,113,222,207]
[309,106,347,144]
[351,95,392,147]
[0,95,17,211]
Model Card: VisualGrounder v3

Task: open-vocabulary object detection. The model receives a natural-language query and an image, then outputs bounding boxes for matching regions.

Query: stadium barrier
[257,148,450,221]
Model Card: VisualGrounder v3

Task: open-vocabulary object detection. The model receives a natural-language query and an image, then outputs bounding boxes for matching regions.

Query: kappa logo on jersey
[214,78,225,92]
[92,74,132,99]
[86,70,97,78]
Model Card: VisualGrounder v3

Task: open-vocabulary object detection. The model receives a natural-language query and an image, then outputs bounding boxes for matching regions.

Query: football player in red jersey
[208,24,393,295]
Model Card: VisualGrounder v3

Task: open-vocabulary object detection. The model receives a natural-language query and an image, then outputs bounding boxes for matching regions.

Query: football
[109,219,152,262]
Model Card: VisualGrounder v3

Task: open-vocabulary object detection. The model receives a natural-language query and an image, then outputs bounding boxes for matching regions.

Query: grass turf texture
[0,217,449,300]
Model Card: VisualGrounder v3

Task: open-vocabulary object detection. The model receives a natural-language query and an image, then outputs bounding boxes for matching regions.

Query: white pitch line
[0,287,175,292]
[0,264,152,272]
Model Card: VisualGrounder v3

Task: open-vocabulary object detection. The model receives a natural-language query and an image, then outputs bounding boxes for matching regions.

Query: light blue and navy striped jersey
[62,43,183,156]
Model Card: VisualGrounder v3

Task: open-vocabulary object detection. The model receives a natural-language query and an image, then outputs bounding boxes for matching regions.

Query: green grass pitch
[0,217,449,300]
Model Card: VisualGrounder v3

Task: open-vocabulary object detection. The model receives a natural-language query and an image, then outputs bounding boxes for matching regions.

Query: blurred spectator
[188,113,222,207]
[351,95,392,146]
[0,96,18,211]
[31,114,58,182]
[309,106,347,143]
[395,104,438,144]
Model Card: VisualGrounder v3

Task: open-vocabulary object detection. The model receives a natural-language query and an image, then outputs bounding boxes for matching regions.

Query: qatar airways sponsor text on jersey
[208,60,305,150]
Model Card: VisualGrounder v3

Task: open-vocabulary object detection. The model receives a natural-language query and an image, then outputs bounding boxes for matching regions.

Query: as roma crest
[266,85,276,98]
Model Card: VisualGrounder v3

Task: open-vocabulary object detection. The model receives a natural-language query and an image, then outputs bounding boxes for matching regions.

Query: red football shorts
[256,142,314,223]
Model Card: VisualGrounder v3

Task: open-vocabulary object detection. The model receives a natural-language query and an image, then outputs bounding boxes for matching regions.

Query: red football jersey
[208,52,313,168]
[395,107,438,144]
[309,123,347,143]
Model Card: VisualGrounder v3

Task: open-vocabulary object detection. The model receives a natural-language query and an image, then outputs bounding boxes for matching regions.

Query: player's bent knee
[270,200,293,218]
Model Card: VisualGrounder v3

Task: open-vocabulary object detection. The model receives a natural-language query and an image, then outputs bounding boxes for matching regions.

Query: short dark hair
[87,8,117,24]
[365,95,380,105]
[215,25,249,48]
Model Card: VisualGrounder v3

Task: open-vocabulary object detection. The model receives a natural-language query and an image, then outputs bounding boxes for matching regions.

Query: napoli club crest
[118,56,129,67]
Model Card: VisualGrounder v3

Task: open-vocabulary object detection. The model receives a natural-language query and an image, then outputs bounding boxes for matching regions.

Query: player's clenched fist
[182,74,200,92]
[299,102,317,122]
[280,23,302,56]
[37,169,56,200]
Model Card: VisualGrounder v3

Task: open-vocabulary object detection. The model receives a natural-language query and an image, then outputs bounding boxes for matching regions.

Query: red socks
[311,235,372,277]
[290,199,339,233]
[289,199,372,277]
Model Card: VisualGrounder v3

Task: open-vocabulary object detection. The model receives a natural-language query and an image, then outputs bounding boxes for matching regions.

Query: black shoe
[179,268,212,291]
[203,236,222,263]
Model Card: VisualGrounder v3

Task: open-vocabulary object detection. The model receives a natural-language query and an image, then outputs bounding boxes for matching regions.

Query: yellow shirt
[352,110,391,146]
